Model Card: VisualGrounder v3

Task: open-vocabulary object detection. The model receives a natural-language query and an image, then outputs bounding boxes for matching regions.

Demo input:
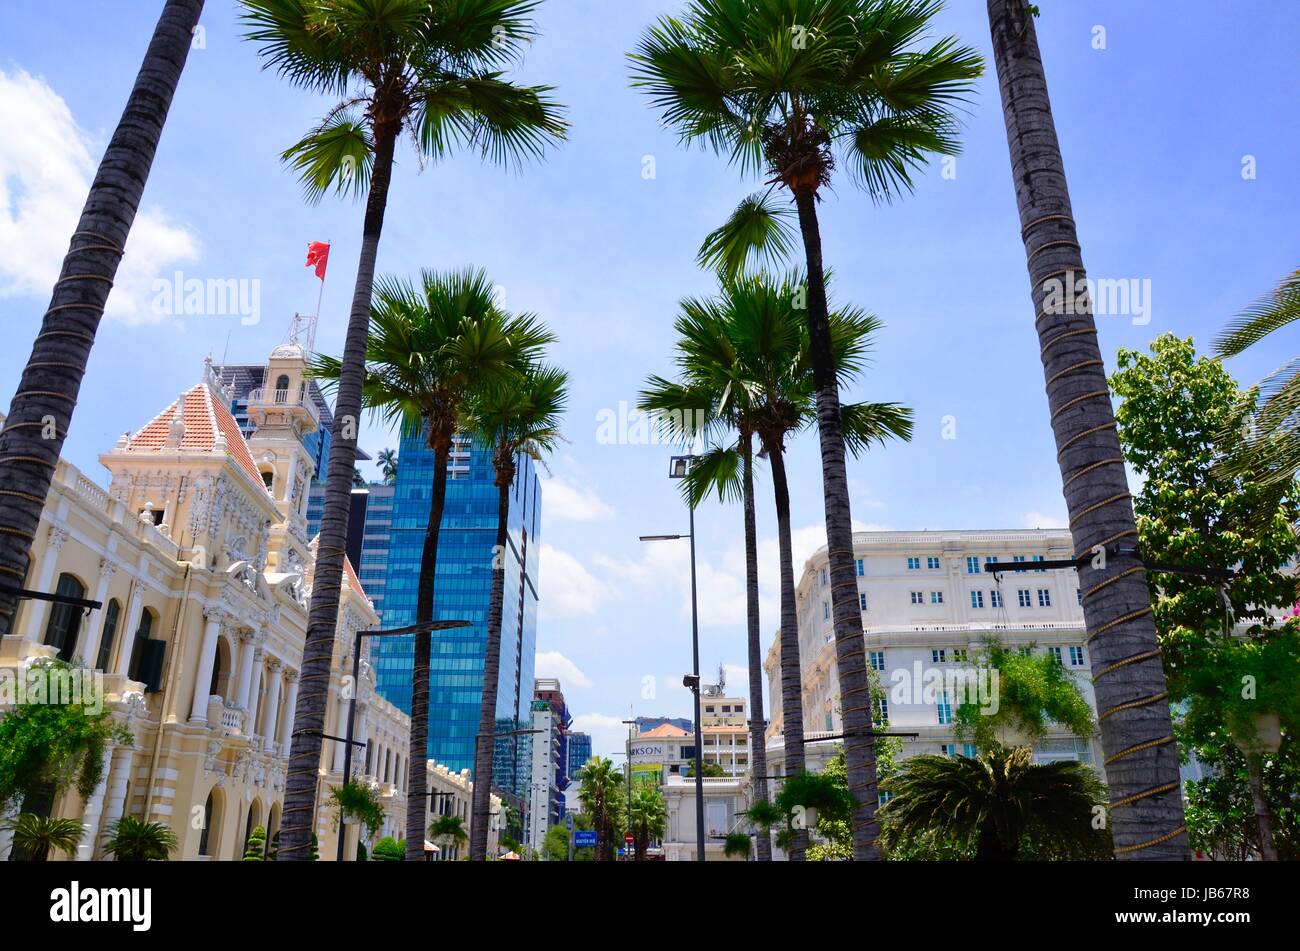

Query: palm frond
[1214,268,1300,357]
[281,107,374,203]
[697,189,798,282]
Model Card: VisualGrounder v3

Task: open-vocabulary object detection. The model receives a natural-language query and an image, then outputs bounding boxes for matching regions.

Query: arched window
[274,374,290,394]
[96,599,121,670]
[261,469,274,490]
[43,573,86,663]
[209,640,226,698]
[198,790,219,856]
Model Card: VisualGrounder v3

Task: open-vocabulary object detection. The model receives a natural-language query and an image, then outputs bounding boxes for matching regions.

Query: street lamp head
[668,455,698,480]
[682,673,700,692]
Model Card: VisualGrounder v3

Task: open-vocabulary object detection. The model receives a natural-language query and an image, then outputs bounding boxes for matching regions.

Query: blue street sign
[574,830,598,848]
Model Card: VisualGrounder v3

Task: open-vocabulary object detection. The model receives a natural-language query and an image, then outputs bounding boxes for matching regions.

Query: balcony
[247,387,320,427]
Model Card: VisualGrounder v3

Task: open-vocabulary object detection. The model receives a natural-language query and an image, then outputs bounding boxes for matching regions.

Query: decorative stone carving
[48,527,69,550]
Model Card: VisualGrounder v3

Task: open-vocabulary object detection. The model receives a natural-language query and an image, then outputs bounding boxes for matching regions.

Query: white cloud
[539,543,615,619]
[541,475,614,524]
[534,650,592,689]
[570,712,630,761]
[0,69,198,324]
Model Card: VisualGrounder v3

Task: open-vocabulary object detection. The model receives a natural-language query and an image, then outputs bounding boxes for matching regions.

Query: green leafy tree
[540,824,571,861]
[632,0,981,861]
[1112,334,1300,860]
[3,814,85,862]
[312,269,553,858]
[880,744,1109,861]
[466,362,567,860]
[372,836,404,862]
[723,832,752,860]
[240,0,565,860]
[0,0,204,628]
[103,817,179,862]
[0,661,132,812]
[243,825,268,861]
[953,637,1096,753]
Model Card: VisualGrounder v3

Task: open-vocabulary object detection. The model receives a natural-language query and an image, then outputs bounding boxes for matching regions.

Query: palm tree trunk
[404,435,451,860]
[470,455,512,860]
[740,431,771,861]
[792,190,881,861]
[766,441,806,861]
[1245,754,1278,861]
[0,0,203,628]
[987,0,1187,860]
[280,120,399,860]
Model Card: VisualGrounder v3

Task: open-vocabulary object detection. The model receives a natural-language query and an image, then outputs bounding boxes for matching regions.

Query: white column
[234,631,258,712]
[77,559,118,667]
[97,745,136,859]
[23,527,68,639]
[264,659,283,752]
[189,610,225,722]
[279,671,299,754]
[76,745,116,860]
[113,579,146,676]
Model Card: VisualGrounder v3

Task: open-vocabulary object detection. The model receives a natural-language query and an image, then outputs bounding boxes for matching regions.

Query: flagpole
[308,238,329,356]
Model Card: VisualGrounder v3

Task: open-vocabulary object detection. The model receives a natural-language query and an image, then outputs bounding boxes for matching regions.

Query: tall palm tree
[240,0,565,859]
[880,744,1108,861]
[628,785,668,860]
[641,272,912,859]
[465,363,568,860]
[103,817,179,861]
[3,814,84,862]
[428,814,468,859]
[577,757,624,862]
[631,0,981,860]
[985,0,1186,859]
[377,447,399,485]
[312,268,553,860]
[0,0,204,631]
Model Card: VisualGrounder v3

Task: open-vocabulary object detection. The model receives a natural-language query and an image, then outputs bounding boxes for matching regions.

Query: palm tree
[577,757,625,862]
[880,744,1107,860]
[1213,268,1300,503]
[628,785,667,861]
[466,363,568,860]
[3,814,84,862]
[631,0,982,860]
[102,816,179,861]
[313,268,553,859]
[377,448,399,485]
[240,0,565,860]
[428,814,468,860]
[643,273,911,859]
[467,361,569,862]
[984,0,1186,859]
[0,0,204,631]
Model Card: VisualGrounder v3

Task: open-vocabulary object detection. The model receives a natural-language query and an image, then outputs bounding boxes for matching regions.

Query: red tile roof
[639,723,690,738]
[126,384,267,494]
[344,555,367,603]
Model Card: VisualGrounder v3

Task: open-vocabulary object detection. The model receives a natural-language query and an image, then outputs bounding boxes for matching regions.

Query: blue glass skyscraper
[375,430,541,787]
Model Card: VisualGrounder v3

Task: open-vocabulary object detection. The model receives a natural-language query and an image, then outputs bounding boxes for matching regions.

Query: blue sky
[1,1,1296,760]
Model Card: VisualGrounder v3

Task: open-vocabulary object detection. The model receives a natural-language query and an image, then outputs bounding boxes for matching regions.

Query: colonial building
[764,529,1101,779]
[0,345,413,861]
[661,773,751,862]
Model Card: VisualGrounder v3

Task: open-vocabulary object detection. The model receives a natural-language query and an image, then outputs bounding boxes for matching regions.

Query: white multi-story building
[700,694,751,777]
[527,699,562,856]
[764,529,1101,782]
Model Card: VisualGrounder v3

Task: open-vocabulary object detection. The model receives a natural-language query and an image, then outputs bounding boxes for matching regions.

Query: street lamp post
[622,717,636,861]
[336,618,470,862]
[639,453,706,862]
